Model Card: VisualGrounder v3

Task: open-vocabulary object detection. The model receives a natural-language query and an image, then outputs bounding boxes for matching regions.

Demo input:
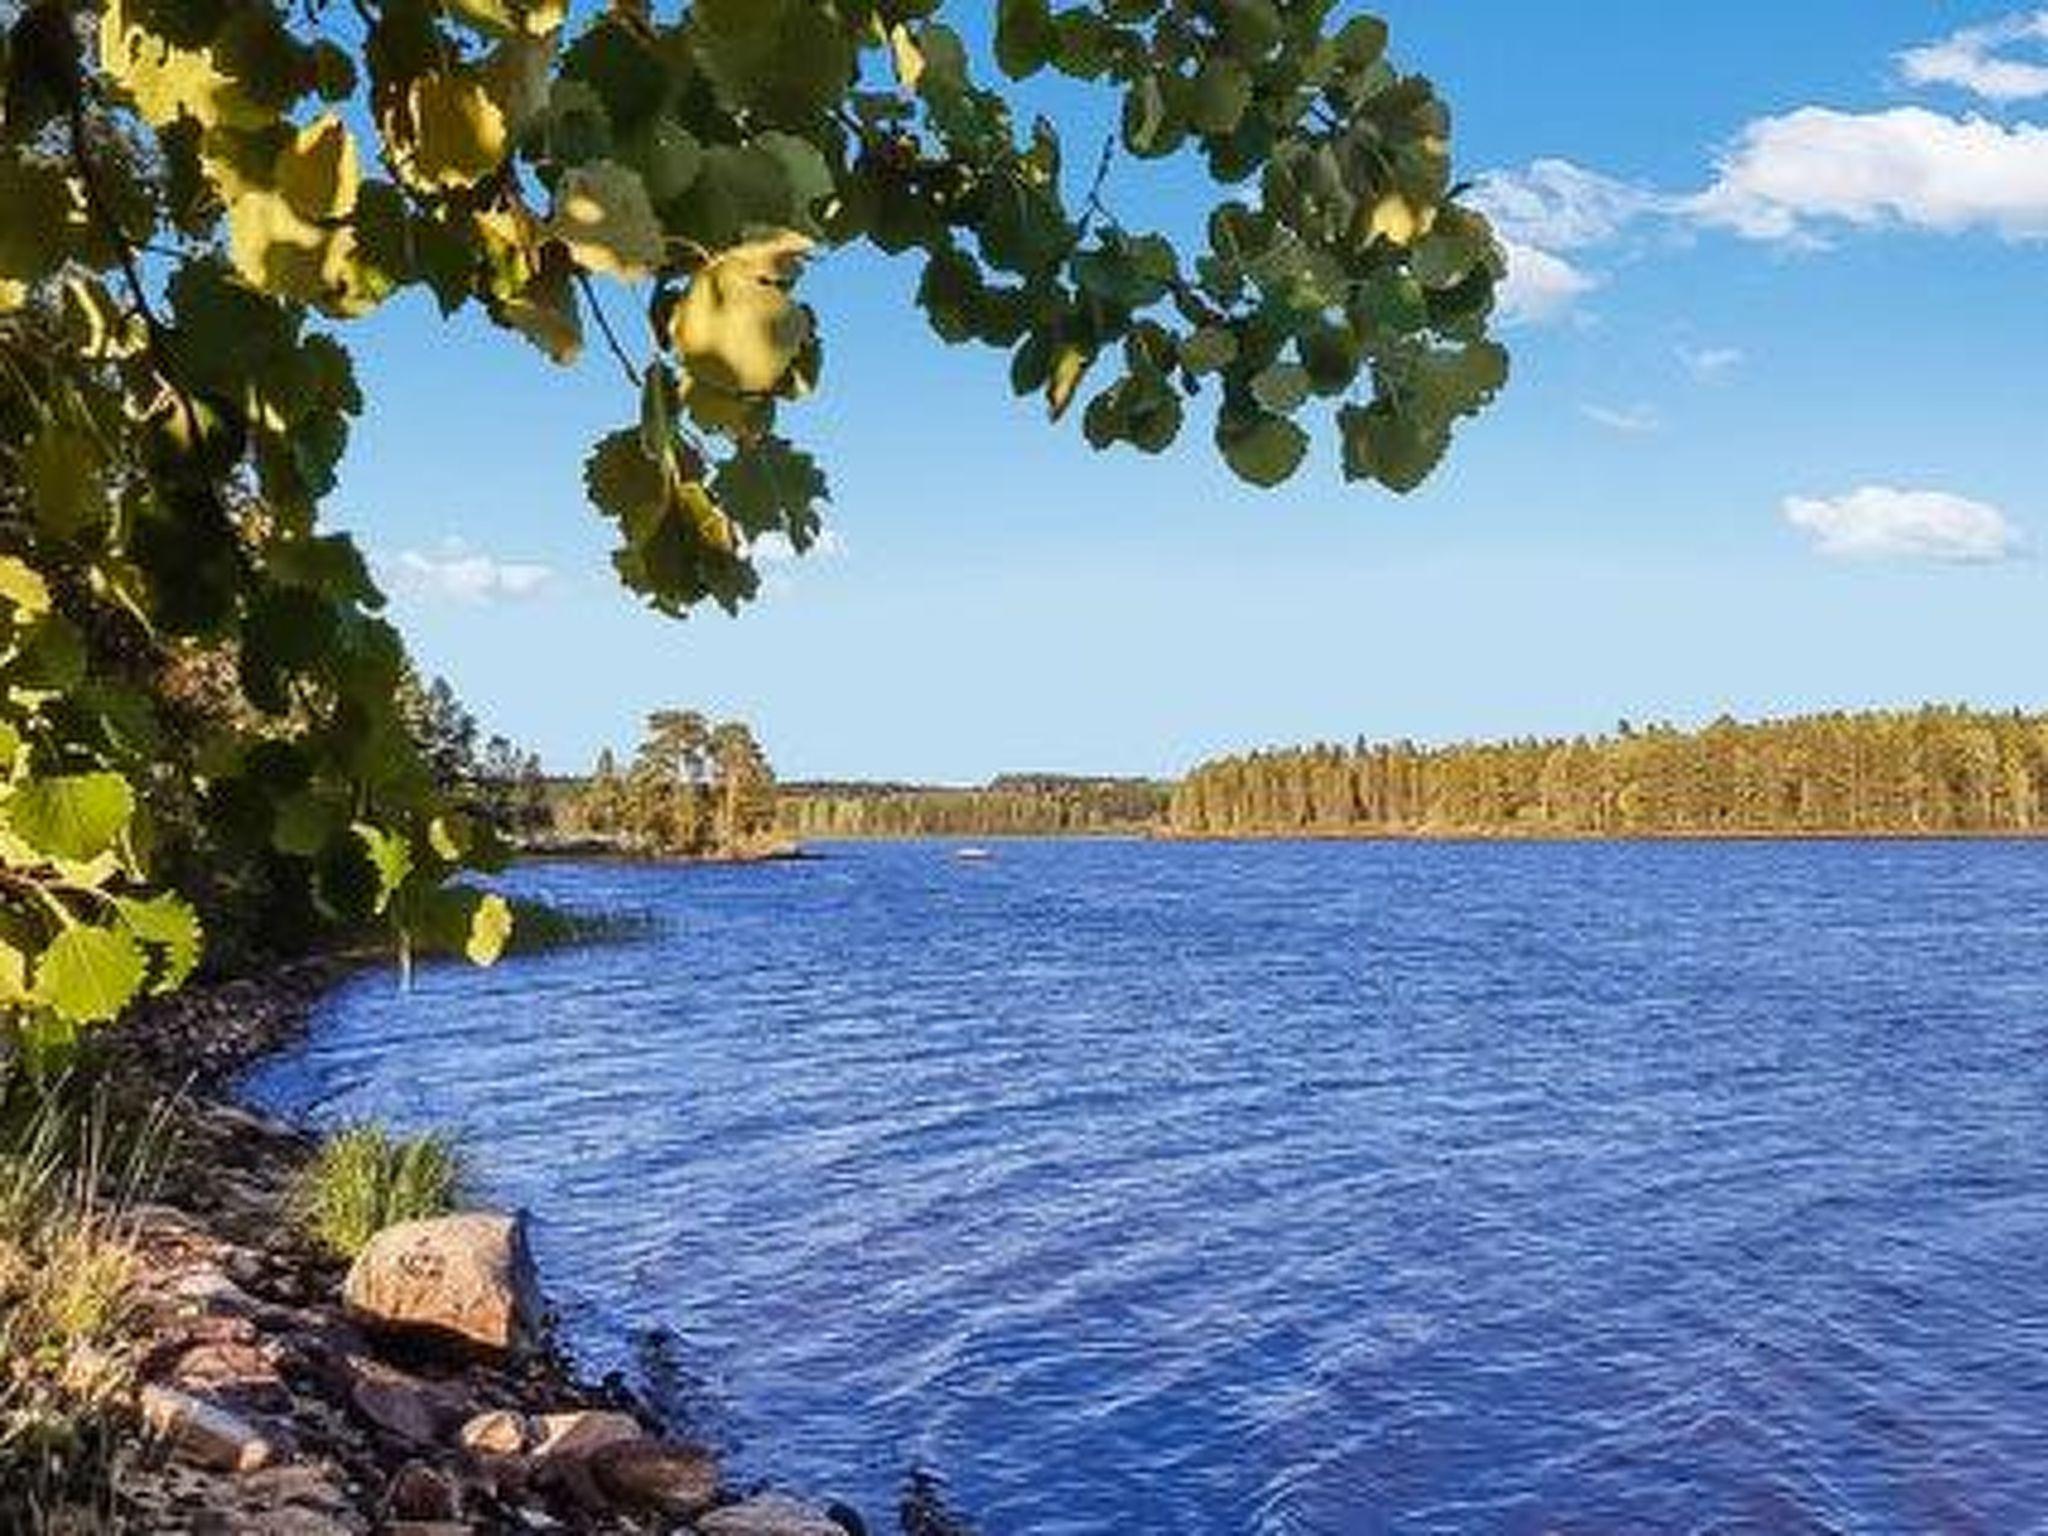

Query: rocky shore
[86,957,870,1536]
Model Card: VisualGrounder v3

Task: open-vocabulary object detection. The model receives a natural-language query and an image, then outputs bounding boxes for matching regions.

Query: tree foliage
[781,773,1167,837]
[1170,708,2048,838]
[566,709,780,856]
[0,0,1502,1046]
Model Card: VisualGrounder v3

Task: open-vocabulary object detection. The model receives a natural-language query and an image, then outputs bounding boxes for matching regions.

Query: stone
[387,1461,462,1521]
[169,1339,292,1414]
[343,1354,450,1444]
[343,1213,542,1355]
[589,1438,721,1518]
[458,1408,530,1458]
[137,1382,276,1473]
[528,1409,645,1467]
[698,1493,852,1536]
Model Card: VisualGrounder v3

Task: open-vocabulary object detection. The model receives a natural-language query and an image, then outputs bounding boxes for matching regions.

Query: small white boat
[952,846,994,861]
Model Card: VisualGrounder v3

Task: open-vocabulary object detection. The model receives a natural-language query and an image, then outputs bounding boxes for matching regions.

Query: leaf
[466,891,512,964]
[1046,342,1092,423]
[4,773,135,862]
[0,940,29,1005]
[35,925,147,1024]
[1250,362,1310,415]
[1217,411,1308,488]
[116,893,203,992]
[669,231,815,395]
[395,72,509,191]
[887,23,924,90]
[0,152,73,286]
[352,822,413,913]
[498,257,584,363]
[21,423,106,537]
[1180,326,1237,374]
[549,160,663,279]
[1339,401,1448,491]
[995,0,1054,79]
[691,0,857,124]
[1188,57,1251,136]
[275,112,360,223]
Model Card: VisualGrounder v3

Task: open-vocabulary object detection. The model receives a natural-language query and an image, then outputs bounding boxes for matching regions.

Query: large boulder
[342,1213,542,1355]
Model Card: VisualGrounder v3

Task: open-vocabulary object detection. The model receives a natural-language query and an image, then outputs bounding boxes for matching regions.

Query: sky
[336,3,2048,781]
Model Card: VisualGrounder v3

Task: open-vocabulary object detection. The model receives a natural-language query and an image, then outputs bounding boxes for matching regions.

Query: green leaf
[22,422,109,537]
[1188,57,1251,136]
[5,773,135,862]
[1250,362,1310,415]
[690,0,856,124]
[995,0,1054,79]
[35,925,147,1024]
[1339,401,1448,492]
[550,160,663,279]
[1217,411,1308,488]
[353,823,413,913]
[116,893,203,992]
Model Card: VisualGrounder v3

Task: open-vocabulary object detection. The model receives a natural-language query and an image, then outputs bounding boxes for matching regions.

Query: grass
[0,1071,168,1534]
[298,1123,463,1259]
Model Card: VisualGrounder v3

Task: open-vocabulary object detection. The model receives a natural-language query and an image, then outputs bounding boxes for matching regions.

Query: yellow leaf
[277,113,361,223]
[888,23,925,90]
[0,279,25,312]
[0,557,52,618]
[0,941,28,1005]
[1046,343,1091,423]
[550,160,663,280]
[669,231,815,396]
[1366,193,1435,248]
[97,0,261,130]
[61,275,146,359]
[498,255,584,363]
[227,187,327,295]
[391,72,509,191]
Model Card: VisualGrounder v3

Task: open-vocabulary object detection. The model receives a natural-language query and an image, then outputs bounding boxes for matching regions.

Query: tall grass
[298,1124,463,1259]
[0,1071,170,1534]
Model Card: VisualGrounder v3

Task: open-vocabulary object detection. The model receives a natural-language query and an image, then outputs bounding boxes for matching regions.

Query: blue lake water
[241,839,2048,1533]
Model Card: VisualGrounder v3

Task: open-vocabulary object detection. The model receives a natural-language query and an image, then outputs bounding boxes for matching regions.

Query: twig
[576,273,642,387]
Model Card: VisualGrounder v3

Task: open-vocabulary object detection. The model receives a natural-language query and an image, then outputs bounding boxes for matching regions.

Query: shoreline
[83,951,870,1535]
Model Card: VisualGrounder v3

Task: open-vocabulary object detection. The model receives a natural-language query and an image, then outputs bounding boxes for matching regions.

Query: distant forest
[1168,707,2048,838]
[778,776,1170,839]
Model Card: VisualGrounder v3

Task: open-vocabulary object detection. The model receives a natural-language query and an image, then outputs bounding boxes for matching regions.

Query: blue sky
[339,3,2048,780]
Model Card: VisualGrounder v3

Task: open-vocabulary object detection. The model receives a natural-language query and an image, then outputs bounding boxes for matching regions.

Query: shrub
[0,1079,164,1534]
[300,1125,463,1259]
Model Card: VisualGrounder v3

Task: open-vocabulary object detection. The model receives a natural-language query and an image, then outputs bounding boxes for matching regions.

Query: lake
[240,839,2048,1532]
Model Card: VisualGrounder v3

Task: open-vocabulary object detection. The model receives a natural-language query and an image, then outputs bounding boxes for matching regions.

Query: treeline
[559,711,786,858]
[779,776,1170,839]
[1169,707,2048,837]
[397,668,550,839]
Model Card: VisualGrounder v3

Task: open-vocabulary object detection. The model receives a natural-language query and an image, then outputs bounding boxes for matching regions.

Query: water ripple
[242,839,2048,1532]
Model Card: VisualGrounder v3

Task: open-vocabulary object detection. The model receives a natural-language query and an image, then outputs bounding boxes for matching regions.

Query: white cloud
[1901,10,2048,102]
[749,527,845,565]
[1782,485,2024,562]
[1471,159,1667,324]
[1495,240,1597,324]
[382,540,555,604]
[1579,402,1661,434]
[1689,107,2048,242]
[1472,158,1664,251]
[1677,344,1744,382]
